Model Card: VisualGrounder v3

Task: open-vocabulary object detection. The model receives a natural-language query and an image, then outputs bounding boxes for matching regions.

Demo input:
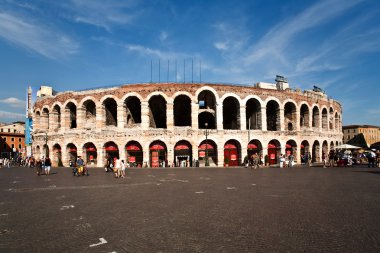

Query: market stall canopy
[335,144,361,149]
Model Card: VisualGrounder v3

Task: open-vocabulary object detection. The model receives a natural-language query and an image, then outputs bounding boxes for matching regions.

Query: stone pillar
[96,105,104,130]
[216,103,223,130]
[97,148,104,168]
[76,107,84,129]
[240,105,246,130]
[279,108,284,131]
[167,146,174,167]
[49,112,56,132]
[192,145,199,166]
[261,107,267,131]
[217,147,224,167]
[61,149,68,167]
[167,101,174,130]
[60,111,66,132]
[143,147,150,167]
[119,145,126,162]
[117,103,125,129]
[191,103,199,129]
[308,111,312,131]
[141,101,150,130]
[295,109,301,131]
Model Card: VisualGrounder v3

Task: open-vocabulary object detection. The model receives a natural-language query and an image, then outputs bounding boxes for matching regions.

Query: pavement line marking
[195,191,204,194]
[227,187,237,190]
[252,184,256,186]
[0,213,8,216]
[90,238,107,247]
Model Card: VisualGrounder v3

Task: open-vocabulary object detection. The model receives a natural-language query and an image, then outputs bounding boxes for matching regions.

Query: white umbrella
[335,144,361,149]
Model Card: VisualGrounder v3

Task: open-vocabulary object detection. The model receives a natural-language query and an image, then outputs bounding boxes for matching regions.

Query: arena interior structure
[32,77,343,167]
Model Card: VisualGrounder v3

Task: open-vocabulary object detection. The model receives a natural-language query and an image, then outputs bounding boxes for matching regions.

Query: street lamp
[205,122,209,166]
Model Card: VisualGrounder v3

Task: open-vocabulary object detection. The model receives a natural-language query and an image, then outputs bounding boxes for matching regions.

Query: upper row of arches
[34,87,342,132]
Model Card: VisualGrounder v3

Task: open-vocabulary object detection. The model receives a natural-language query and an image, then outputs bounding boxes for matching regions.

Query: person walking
[44,156,52,175]
[114,157,121,178]
[36,158,42,175]
[0,157,3,168]
[120,160,126,178]
[76,156,84,176]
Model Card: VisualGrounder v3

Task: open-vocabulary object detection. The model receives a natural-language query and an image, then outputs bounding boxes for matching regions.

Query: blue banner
[25,118,33,145]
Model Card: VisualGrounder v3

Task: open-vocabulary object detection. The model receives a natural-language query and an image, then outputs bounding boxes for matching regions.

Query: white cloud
[214,42,228,51]
[244,0,362,66]
[0,97,25,108]
[64,0,138,32]
[0,110,24,119]
[0,12,79,60]
[125,44,191,60]
[160,31,168,42]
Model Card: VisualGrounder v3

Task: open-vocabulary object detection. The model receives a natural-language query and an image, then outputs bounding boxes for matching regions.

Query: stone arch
[248,139,263,159]
[126,141,143,167]
[41,107,49,130]
[172,91,195,103]
[82,99,97,129]
[312,105,320,128]
[322,140,328,158]
[145,91,170,103]
[52,104,61,130]
[198,139,218,166]
[34,110,41,131]
[83,142,97,165]
[66,143,78,164]
[321,107,328,130]
[334,112,339,131]
[174,94,191,127]
[104,141,119,165]
[149,140,168,167]
[300,103,310,128]
[174,140,192,167]
[52,143,62,167]
[268,139,281,164]
[195,86,219,101]
[329,107,334,130]
[198,89,217,129]
[312,140,321,163]
[286,139,298,161]
[330,141,335,150]
[148,95,167,128]
[65,101,77,129]
[284,101,297,131]
[224,139,241,166]
[78,96,98,108]
[103,97,118,127]
[266,100,281,131]
[246,97,262,130]
[223,96,240,130]
[124,96,142,127]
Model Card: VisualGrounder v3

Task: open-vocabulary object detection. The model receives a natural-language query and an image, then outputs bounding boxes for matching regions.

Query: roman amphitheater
[32,78,343,167]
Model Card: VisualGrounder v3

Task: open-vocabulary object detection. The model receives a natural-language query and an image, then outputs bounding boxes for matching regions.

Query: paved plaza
[1,165,380,252]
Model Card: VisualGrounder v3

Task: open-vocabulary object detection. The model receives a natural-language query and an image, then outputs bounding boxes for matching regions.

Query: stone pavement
[1,165,380,252]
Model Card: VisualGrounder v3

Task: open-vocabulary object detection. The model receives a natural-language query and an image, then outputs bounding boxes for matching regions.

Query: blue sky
[0,0,379,125]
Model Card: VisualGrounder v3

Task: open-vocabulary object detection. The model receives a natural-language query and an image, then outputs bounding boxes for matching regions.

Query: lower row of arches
[34,139,341,167]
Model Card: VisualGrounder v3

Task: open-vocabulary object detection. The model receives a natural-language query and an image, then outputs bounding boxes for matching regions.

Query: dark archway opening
[125,96,141,127]
[149,95,167,128]
[223,97,240,130]
[246,98,261,130]
[198,111,216,129]
[104,98,117,126]
[266,101,280,131]
[174,95,191,127]
[66,102,77,129]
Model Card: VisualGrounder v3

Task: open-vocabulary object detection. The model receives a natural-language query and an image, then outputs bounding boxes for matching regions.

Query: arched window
[246,98,261,130]
[148,95,167,128]
[174,95,191,126]
[266,100,280,131]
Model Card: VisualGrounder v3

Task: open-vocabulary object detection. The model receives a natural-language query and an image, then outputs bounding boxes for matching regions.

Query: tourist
[120,160,125,178]
[114,157,121,178]
[0,157,3,168]
[322,151,327,168]
[279,154,285,168]
[36,157,42,175]
[44,156,51,175]
[76,156,84,176]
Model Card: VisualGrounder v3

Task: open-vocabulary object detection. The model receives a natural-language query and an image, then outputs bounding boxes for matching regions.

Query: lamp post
[205,122,209,166]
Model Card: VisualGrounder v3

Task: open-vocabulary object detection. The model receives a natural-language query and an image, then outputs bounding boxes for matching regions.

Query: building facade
[32,82,343,167]
[0,122,25,158]
[343,125,380,148]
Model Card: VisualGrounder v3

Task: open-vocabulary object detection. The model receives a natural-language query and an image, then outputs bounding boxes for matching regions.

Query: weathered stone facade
[32,82,343,167]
